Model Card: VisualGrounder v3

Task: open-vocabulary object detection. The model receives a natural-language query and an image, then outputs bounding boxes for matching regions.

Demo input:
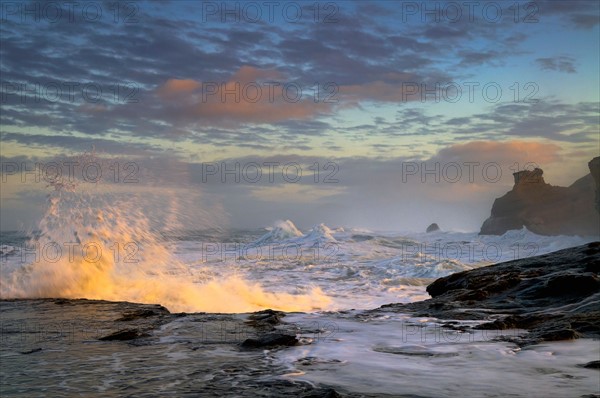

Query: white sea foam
[0,175,331,313]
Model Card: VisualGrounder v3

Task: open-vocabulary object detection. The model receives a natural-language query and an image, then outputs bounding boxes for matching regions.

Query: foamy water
[0,180,332,313]
[167,220,595,311]
[1,213,595,313]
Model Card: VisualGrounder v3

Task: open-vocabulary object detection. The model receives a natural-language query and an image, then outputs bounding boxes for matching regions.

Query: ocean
[0,192,598,397]
[1,221,594,313]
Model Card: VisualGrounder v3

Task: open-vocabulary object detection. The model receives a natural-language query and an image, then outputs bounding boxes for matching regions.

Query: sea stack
[589,156,600,214]
[426,223,440,233]
[480,159,600,236]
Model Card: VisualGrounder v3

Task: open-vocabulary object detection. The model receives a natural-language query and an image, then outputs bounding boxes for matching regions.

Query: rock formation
[426,223,440,233]
[372,242,600,346]
[590,157,600,214]
[480,158,600,236]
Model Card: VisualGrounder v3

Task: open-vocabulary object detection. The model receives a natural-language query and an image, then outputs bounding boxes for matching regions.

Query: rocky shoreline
[0,299,352,397]
[371,241,600,347]
[1,242,599,397]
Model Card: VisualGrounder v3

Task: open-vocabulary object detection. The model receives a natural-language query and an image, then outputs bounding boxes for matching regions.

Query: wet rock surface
[373,242,600,346]
[580,360,600,369]
[0,299,357,397]
[98,328,150,341]
[245,308,286,330]
[241,332,299,348]
[115,307,169,321]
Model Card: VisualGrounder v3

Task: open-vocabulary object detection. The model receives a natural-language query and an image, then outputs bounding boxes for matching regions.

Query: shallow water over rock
[1,298,599,397]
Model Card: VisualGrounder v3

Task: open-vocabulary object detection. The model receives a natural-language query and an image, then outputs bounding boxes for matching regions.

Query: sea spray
[0,153,331,313]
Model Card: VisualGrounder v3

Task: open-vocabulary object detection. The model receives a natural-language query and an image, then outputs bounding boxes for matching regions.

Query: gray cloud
[1,0,557,146]
[535,56,577,73]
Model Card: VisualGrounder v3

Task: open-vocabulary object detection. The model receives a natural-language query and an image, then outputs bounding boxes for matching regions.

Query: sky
[0,0,599,232]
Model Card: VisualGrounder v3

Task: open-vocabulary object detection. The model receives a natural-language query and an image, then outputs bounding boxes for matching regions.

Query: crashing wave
[251,220,304,246]
[304,223,337,242]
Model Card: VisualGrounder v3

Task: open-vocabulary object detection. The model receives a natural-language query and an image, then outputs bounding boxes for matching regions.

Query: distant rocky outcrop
[373,242,600,346]
[426,223,440,233]
[480,158,600,236]
[590,157,600,214]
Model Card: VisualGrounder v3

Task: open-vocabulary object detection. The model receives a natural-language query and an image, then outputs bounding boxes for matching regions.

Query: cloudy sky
[1,0,599,232]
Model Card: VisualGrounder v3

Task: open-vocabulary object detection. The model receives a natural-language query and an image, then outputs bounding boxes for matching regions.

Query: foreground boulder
[376,242,600,346]
[480,158,600,236]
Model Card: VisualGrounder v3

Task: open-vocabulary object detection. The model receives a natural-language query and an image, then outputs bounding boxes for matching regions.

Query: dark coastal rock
[241,332,298,349]
[480,158,600,236]
[245,309,285,330]
[20,348,43,354]
[240,309,301,348]
[590,157,600,214]
[580,360,600,369]
[375,242,600,346]
[426,223,440,233]
[116,306,169,321]
[99,328,150,341]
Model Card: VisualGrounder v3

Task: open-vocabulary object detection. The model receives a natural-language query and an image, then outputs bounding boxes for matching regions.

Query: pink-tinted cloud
[433,140,562,166]
[157,79,202,98]
[155,67,332,125]
[230,66,283,83]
